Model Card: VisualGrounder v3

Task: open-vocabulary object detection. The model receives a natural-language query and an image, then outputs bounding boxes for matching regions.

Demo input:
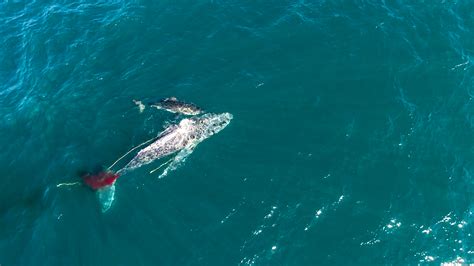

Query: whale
[119,112,232,174]
[149,97,203,115]
[83,112,233,211]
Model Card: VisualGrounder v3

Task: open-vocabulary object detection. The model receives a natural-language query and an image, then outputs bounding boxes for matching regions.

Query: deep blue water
[2,0,474,265]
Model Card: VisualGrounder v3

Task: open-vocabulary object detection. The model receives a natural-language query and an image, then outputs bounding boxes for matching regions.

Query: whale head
[191,112,233,140]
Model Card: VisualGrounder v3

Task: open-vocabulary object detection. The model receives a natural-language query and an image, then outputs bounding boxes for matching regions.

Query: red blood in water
[82,171,119,190]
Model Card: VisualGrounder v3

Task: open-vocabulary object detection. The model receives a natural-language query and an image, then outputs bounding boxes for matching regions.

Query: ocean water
[1,0,474,265]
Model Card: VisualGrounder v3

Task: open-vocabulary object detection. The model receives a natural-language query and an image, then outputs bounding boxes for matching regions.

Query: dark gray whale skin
[149,97,203,115]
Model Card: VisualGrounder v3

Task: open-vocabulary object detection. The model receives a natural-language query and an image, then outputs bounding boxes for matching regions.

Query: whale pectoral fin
[97,184,116,213]
[157,146,195,179]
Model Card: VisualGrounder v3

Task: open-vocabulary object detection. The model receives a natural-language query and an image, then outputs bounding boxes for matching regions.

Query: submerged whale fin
[158,146,195,179]
[97,184,116,213]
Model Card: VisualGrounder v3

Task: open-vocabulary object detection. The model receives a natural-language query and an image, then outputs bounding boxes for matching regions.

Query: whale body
[119,112,232,173]
[88,112,232,212]
[149,97,203,115]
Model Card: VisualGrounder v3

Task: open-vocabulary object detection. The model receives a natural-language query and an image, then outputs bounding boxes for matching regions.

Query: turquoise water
[2,0,474,264]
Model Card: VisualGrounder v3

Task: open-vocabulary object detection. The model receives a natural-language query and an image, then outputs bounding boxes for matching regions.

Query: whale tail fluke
[97,184,116,213]
[82,171,119,212]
